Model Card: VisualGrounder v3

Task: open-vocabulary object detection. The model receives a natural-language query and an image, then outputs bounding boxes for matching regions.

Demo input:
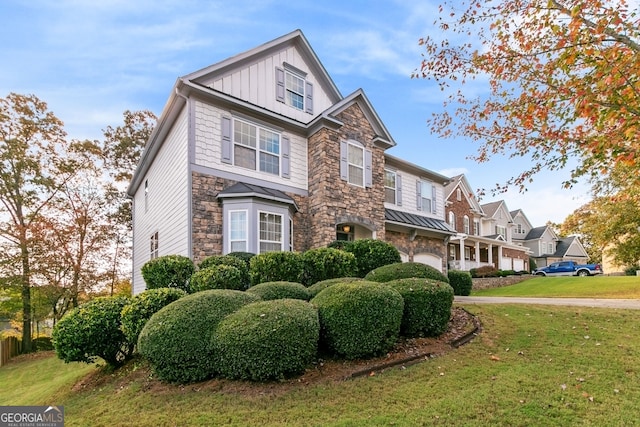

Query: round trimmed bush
[246,281,311,301]
[447,270,473,296]
[249,251,304,285]
[311,281,404,360]
[343,239,401,277]
[137,289,260,383]
[190,265,245,292]
[365,262,449,284]
[387,278,454,337]
[141,255,195,292]
[301,247,357,286]
[307,277,363,298]
[227,251,256,268]
[213,299,319,381]
[120,288,186,344]
[198,255,250,289]
[33,336,54,351]
[53,296,132,367]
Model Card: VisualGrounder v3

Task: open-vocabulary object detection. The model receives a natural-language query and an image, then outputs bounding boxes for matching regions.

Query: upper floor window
[547,242,554,254]
[463,216,470,234]
[340,140,372,188]
[233,119,280,175]
[456,188,462,201]
[348,143,364,186]
[496,225,506,238]
[384,169,396,204]
[417,180,437,214]
[474,220,480,236]
[276,65,313,114]
[448,211,456,229]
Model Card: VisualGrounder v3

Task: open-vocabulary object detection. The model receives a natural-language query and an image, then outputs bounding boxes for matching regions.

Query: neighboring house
[443,175,530,271]
[519,225,589,267]
[127,30,455,294]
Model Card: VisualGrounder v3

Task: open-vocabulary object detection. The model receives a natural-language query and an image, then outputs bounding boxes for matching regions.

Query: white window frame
[496,225,506,238]
[448,211,456,229]
[347,141,364,187]
[229,210,248,253]
[456,188,462,201]
[233,118,280,176]
[285,70,305,111]
[548,242,554,254]
[384,169,396,204]
[419,180,436,213]
[463,216,470,234]
[258,211,284,253]
[150,231,159,260]
[464,246,471,260]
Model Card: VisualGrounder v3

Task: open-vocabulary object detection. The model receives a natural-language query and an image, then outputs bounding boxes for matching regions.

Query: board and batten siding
[193,101,308,191]
[206,46,334,124]
[385,168,445,220]
[132,107,190,294]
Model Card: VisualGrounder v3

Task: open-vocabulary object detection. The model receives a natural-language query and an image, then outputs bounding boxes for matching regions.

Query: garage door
[513,258,524,271]
[414,253,443,272]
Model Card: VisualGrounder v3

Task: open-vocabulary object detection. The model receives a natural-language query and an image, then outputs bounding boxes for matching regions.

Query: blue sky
[0,0,590,225]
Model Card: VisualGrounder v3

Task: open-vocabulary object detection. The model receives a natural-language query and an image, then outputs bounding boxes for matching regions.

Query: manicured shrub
[137,290,260,383]
[141,255,195,292]
[120,288,187,345]
[365,262,449,284]
[447,270,473,296]
[625,265,640,276]
[52,296,132,367]
[470,265,499,278]
[33,336,54,351]
[190,265,245,292]
[213,299,319,381]
[301,247,357,285]
[249,251,304,285]
[387,278,454,337]
[307,277,363,298]
[246,281,311,301]
[311,281,403,360]
[227,251,256,269]
[327,240,351,250]
[198,255,250,289]
[343,239,401,277]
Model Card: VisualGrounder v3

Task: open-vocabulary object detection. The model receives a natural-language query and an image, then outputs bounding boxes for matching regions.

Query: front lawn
[473,276,640,298]
[3,305,640,426]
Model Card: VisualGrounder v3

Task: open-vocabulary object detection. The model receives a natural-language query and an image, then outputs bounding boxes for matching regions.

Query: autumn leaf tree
[0,93,70,352]
[414,0,640,192]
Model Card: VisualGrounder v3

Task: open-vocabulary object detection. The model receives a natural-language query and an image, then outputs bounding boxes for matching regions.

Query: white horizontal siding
[385,168,446,220]
[193,101,308,191]
[132,107,190,294]
[207,46,334,123]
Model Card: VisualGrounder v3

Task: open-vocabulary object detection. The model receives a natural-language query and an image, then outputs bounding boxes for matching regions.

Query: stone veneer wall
[306,104,386,248]
[385,230,448,270]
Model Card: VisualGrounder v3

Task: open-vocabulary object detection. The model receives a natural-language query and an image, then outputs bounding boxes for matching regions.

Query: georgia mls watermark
[0,406,64,427]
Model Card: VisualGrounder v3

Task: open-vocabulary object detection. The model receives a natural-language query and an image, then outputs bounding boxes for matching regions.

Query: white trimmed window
[418,180,437,213]
[276,65,313,114]
[150,231,158,260]
[347,143,364,186]
[496,225,507,238]
[463,216,470,234]
[285,71,305,110]
[229,210,247,252]
[474,220,480,236]
[448,211,456,229]
[259,212,283,253]
[233,119,280,175]
[384,169,396,204]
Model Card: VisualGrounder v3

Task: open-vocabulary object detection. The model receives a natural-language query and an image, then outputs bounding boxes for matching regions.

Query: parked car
[534,261,603,277]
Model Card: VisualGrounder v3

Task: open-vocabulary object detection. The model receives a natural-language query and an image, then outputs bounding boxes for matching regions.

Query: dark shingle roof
[524,226,547,240]
[385,208,456,234]
[217,182,297,210]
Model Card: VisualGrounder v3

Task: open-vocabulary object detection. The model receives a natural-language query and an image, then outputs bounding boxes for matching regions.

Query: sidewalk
[455,296,640,310]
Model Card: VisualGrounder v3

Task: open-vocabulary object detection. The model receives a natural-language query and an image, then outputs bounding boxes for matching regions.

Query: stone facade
[385,230,448,269]
[306,103,386,248]
[191,172,227,264]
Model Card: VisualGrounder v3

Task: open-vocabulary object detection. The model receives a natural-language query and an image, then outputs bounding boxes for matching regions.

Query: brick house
[127,30,456,294]
[444,175,531,271]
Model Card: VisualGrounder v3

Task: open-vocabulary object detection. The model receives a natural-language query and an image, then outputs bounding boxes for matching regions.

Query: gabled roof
[216,182,298,211]
[524,225,558,241]
[481,200,504,218]
[385,208,456,235]
[443,174,484,214]
[384,153,449,184]
[310,88,396,149]
[553,236,588,258]
[183,29,342,103]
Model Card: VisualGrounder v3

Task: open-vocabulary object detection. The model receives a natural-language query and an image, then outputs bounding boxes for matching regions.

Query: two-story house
[516,225,588,267]
[444,175,531,271]
[127,30,455,294]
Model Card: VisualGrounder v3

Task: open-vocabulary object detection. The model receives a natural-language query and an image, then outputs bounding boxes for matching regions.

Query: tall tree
[0,93,69,352]
[414,0,639,192]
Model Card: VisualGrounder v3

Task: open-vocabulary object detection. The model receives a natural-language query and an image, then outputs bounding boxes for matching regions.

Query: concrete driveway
[455,296,640,310]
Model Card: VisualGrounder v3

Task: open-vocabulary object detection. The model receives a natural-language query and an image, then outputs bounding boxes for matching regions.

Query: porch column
[475,241,480,268]
[497,246,503,269]
[459,237,466,271]
[488,244,493,267]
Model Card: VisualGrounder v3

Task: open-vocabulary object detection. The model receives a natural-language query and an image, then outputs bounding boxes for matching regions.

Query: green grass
[3,305,640,426]
[0,352,96,405]
[473,275,640,298]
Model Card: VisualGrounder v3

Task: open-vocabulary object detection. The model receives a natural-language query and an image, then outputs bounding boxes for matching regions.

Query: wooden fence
[0,336,21,367]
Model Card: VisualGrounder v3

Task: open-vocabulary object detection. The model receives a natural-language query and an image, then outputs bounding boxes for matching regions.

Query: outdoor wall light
[342,225,351,233]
